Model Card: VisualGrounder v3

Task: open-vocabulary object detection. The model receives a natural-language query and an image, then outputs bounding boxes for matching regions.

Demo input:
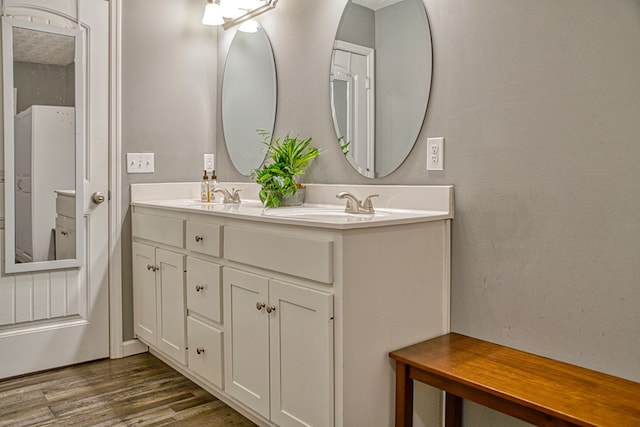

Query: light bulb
[237,0,265,10]
[238,19,259,33]
[202,2,224,26]
[220,0,243,18]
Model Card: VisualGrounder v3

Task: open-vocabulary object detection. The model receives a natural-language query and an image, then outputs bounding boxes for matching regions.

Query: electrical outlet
[127,153,155,173]
[426,137,444,171]
[204,153,215,171]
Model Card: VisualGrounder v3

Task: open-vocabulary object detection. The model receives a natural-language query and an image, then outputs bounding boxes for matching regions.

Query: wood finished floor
[0,353,256,427]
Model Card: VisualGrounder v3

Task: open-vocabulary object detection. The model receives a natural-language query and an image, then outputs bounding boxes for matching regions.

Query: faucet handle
[361,194,378,213]
[231,188,242,203]
[336,191,359,213]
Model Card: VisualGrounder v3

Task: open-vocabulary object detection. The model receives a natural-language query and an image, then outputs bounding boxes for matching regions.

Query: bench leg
[445,392,462,427]
[395,361,414,427]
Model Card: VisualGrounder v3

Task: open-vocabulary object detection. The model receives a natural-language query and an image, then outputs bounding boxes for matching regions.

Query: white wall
[123,0,640,425]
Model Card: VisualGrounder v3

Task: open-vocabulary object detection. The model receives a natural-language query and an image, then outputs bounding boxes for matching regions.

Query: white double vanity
[131,183,453,427]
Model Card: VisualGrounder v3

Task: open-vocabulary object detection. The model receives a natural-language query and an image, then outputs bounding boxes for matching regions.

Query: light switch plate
[426,137,444,171]
[127,153,155,173]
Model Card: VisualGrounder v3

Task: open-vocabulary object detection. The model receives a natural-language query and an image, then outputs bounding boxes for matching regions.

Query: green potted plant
[252,131,320,208]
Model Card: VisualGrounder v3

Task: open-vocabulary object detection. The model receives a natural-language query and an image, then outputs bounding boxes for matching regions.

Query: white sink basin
[262,206,390,221]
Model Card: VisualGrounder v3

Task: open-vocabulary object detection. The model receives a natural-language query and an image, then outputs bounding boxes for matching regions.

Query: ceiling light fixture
[202,0,277,30]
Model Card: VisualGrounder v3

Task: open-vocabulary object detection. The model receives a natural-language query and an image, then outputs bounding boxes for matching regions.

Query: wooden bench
[389,333,640,427]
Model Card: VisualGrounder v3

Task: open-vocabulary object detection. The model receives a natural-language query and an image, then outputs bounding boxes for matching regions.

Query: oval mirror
[330,0,432,178]
[2,18,84,273]
[222,23,277,176]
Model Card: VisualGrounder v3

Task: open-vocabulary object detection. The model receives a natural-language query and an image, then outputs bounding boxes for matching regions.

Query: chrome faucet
[213,187,241,204]
[336,192,378,214]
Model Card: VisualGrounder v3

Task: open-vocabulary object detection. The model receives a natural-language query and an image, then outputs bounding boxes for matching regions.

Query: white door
[0,0,110,379]
[331,41,375,178]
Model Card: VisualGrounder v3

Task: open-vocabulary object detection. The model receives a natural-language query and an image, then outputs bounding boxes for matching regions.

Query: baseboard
[121,339,148,357]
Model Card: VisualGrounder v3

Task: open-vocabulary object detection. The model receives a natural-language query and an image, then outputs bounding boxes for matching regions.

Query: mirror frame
[2,17,84,273]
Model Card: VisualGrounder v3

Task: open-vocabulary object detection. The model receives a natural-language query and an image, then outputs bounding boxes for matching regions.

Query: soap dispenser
[209,170,218,203]
[200,170,210,203]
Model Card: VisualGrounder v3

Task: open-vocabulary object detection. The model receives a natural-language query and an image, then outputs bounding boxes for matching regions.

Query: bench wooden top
[389,333,640,426]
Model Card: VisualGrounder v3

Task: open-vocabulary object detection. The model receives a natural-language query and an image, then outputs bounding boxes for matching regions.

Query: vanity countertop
[130,182,454,230]
[131,199,451,230]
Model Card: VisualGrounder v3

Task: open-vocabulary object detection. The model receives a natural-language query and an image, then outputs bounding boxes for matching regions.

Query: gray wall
[375,0,431,177]
[121,0,217,339]
[124,0,640,424]
[336,3,375,49]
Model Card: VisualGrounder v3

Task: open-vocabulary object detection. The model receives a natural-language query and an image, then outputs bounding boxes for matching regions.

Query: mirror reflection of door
[331,42,375,178]
[12,27,76,263]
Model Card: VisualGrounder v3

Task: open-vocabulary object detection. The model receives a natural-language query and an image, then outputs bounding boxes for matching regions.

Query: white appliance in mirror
[222,22,277,176]
[2,18,84,273]
[330,0,433,178]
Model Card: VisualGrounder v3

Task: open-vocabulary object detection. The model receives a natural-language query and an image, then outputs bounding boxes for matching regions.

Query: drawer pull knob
[60,231,69,236]
[195,284,204,292]
[146,264,158,272]
[256,302,265,310]
[196,347,205,355]
[266,304,276,314]
[195,235,204,242]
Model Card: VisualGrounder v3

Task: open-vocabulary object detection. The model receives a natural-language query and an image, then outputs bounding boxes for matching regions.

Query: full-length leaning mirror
[2,18,84,273]
[222,23,277,176]
[330,0,432,178]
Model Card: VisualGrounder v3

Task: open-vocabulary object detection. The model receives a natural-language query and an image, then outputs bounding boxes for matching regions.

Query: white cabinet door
[224,268,270,418]
[224,267,335,426]
[132,242,157,345]
[269,280,334,427]
[156,249,187,365]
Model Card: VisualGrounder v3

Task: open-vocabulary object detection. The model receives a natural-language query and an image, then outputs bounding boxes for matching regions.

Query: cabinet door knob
[195,235,204,242]
[195,284,204,292]
[60,231,69,236]
[146,264,158,271]
[256,302,265,310]
[266,304,276,314]
[196,347,205,354]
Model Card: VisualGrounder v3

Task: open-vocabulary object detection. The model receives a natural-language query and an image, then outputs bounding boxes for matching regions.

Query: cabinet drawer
[56,214,75,230]
[187,317,223,388]
[55,193,75,218]
[187,257,222,323]
[132,213,184,247]
[225,227,333,284]
[186,221,222,257]
[55,217,76,260]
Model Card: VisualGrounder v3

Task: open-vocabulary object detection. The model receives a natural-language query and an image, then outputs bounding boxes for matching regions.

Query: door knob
[92,192,106,204]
